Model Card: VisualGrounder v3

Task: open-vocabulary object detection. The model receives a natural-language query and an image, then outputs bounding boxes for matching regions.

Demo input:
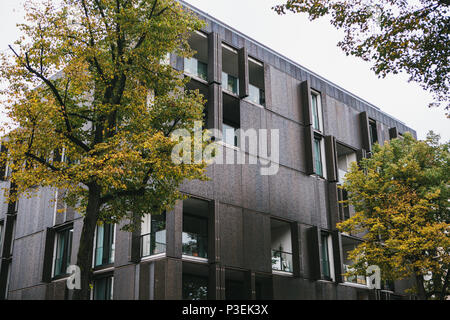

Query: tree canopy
[0,0,207,299]
[273,0,450,112]
[338,132,450,300]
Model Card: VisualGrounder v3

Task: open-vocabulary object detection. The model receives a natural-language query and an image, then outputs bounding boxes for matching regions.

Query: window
[94,223,115,267]
[369,119,378,146]
[182,274,208,300]
[53,227,73,277]
[271,219,293,273]
[311,92,322,132]
[247,57,265,106]
[141,212,166,258]
[320,232,334,281]
[313,137,324,177]
[222,93,240,148]
[222,43,239,95]
[184,31,208,82]
[342,236,367,285]
[225,270,246,300]
[93,275,113,300]
[182,198,209,259]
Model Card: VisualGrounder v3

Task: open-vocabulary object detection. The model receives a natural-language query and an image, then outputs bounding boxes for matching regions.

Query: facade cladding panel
[0,1,417,300]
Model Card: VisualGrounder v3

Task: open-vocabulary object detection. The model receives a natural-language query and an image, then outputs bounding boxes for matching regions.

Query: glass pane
[321,234,330,279]
[271,250,293,273]
[183,274,208,300]
[95,225,104,267]
[314,138,323,176]
[248,84,260,105]
[311,94,320,130]
[222,123,238,147]
[93,277,113,300]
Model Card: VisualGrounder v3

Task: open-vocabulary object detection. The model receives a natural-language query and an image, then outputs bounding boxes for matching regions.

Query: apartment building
[0,1,416,300]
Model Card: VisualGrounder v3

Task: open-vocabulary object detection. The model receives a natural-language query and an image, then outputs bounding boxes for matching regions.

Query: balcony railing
[182,232,208,259]
[248,84,265,106]
[222,72,239,95]
[141,232,166,258]
[271,250,293,273]
[184,57,208,81]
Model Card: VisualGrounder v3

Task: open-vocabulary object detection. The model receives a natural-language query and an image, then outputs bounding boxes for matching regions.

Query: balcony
[182,231,208,259]
[271,249,293,273]
[141,231,166,258]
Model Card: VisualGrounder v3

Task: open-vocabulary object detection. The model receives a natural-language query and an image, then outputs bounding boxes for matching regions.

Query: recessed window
[313,137,324,177]
[311,91,323,132]
[342,236,367,285]
[222,43,239,95]
[93,275,113,300]
[185,31,208,82]
[320,232,334,281]
[141,212,166,258]
[53,227,73,277]
[94,223,115,267]
[271,219,293,273]
[222,93,240,148]
[247,57,265,106]
[369,119,378,146]
[182,198,209,259]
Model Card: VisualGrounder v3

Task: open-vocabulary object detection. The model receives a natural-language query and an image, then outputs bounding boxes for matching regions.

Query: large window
[93,275,113,300]
[141,212,166,258]
[184,31,208,82]
[182,198,209,259]
[53,227,73,277]
[271,219,293,273]
[94,223,115,267]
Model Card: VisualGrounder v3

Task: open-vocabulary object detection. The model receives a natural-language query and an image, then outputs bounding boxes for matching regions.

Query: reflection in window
[182,274,208,300]
[314,137,324,177]
[93,276,113,300]
[95,223,115,267]
[141,212,166,257]
[182,214,208,259]
[53,227,73,277]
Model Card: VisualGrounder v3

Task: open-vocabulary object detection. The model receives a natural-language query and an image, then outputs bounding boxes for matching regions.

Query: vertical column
[238,47,249,99]
[328,182,341,230]
[301,80,315,175]
[208,263,225,300]
[208,200,220,263]
[207,83,223,133]
[244,271,256,300]
[166,200,183,259]
[208,32,222,85]
[291,222,302,278]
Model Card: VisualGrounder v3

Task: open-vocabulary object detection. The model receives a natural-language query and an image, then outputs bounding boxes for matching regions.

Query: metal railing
[271,250,293,273]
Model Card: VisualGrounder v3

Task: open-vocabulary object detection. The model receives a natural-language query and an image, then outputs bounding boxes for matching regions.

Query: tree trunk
[415,274,427,300]
[72,183,101,300]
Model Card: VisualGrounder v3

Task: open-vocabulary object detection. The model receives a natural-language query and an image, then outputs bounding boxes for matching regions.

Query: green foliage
[0,0,208,228]
[273,0,450,112]
[337,132,450,299]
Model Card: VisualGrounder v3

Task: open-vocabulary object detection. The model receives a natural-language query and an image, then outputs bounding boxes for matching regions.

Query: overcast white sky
[1,0,448,141]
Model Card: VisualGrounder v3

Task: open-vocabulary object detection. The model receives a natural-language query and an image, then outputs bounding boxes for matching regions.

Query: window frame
[310,90,323,132]
[94,223,116,268]
[51,225,73,278]
[92,273,114,300]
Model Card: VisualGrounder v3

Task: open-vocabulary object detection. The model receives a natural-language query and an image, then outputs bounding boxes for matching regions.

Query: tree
[0,0,207,300]
[337,132,450,300]
[273,0,450,112]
